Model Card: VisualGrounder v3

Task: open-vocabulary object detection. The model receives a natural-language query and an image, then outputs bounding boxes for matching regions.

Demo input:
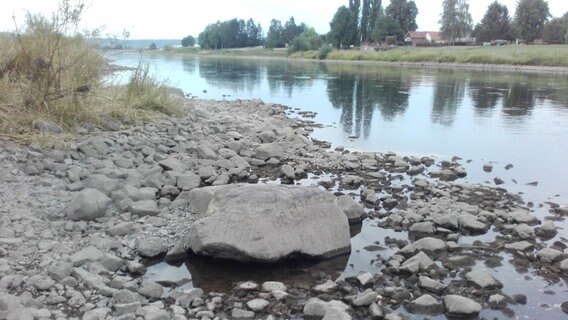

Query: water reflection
[265,61,320,98]
[198,58,261,92]
[431,75,466,126]
[326,66,411,137]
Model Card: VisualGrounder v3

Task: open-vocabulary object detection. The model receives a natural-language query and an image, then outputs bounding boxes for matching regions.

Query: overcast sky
[1,0,567,39]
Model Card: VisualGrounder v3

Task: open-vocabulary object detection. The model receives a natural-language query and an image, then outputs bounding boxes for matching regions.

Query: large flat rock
[184,184,351,262]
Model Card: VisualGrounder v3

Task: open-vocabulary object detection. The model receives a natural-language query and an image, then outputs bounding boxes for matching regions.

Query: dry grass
[0,0,180,143]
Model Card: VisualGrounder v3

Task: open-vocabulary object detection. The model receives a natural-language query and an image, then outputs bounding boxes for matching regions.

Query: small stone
[313,280,338,293]
[238,281,259,291]
[465,269,503,290]
[28,275,55,290]
[67,189,111,221]
[418,276,445,295]
[407,294,443,315]
[352,289,378,307]
[231,308,255,319]
[138,238,168,258]
[444,295,481,317]
[129,200,160,216]
[246,298,269,311]
[48,261,73,281]
[357,272,374,286]
[261,281,287,292]
[139,281,164,299]
[70,246,104,267]
[488,294,507,309]
[536,248,564,264]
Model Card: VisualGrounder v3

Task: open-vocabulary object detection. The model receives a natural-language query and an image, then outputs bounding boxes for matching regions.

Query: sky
[1,0,567,39]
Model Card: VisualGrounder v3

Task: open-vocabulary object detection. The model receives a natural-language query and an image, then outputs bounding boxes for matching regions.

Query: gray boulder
[184,184,351,262]
[67,188,111,221]
[255,143,284,160]
[443,295,481,317]
[407,294,443,315]
[465,269,503,290]
[336,195,365,223]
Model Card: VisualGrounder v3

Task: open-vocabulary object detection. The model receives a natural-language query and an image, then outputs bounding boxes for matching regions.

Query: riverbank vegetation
[0,1,179,142]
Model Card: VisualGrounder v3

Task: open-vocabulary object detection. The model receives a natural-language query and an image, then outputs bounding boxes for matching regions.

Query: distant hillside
[97,38,181,50]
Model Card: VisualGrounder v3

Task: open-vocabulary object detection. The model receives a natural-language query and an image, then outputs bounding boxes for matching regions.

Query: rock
[280,164,295,180]
[304,298,349,317]
[399,237,446,257]
[145,310,171,320]
[177,173,201,191]
[70,246,103,266]
[27,275,55,290]
[418,276,445,295]
[100,253,124,272]
[246,298,269,311]
[129,200,160,216]
[513,223,534,239]
[504,241,534,252]
[560,259,568,272]
[535,220,557,238]
[458,213,488,234]
[33,119,63,133]
[314,280,338,293]
[197,145,218,160]
[509,209,538,224]
[85,174,119,196]
[323,309,352,320]
[357,272,374,286]
[159,157,186,172]
[48,261,73,281]
[71,268,118,297]
[360,189,378,205]
[352,289,378,307]
[336,195,365,223]
[231,308,255,319]
[67,188,111,221]
[407,294,443,315]
[409,222,436,238]
[261,281,287,292]
[465,269,503,290]
[444,295,481,317]
[259,130,277,143]
[138,238,168,258]
[483,163,493,172]
[107,222,132,237]
[562,301,568,314]
[184,184,351,262]
[536,248,564,264]
[82,307,111,320]
[369,303,384,319]
[139,281,164,299]
[488,294,507,309]
[165,242,187,262]
[238,281,259,291]
[255,143,284,160]
[399,251,435,274]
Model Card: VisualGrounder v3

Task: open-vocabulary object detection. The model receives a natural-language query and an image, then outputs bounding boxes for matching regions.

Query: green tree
[371,8,401,42]
[543,16,568,44]
[266,19,284,48]
[361,0,382,43]
[472,1,511,42]
[329,6,354,48]
[282,17,307,46]
[514,0,550,42]
[349,0,362,46]
[385,0,418,41]
[440,0,473,45]
[181,35,195,47]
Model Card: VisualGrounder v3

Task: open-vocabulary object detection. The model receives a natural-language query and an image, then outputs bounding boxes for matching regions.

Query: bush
[318,45,333,60]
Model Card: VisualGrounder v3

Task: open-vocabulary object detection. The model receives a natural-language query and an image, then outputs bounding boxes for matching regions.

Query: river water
[107,52,568,318]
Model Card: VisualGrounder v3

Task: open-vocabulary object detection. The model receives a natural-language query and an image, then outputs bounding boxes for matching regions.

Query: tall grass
[0,0,180,142]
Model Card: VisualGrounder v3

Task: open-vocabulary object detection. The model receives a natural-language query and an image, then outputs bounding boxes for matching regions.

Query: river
[107,51,568,319]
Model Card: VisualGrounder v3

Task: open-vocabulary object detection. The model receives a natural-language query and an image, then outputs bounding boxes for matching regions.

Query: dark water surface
[108,52,568,318]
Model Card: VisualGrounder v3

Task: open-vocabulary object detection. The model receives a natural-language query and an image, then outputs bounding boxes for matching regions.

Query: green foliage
[181,35,195,47]
[440,0,473,44]
[198,18,263,49]
[318,45,333,59]
[385,0,418,40]
[371,9,401,42]
[266,17,306,48]
[329,6,355,48]
[542,17,568,44]
[472,1,511,42]
[287,28,323,54]
[514,0,550,42]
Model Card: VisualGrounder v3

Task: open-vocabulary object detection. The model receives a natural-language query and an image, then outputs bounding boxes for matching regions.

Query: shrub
[318,45,333,60]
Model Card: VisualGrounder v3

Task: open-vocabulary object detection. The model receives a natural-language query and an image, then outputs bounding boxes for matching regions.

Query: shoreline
[1,97,567,319]
[124,49,568,75]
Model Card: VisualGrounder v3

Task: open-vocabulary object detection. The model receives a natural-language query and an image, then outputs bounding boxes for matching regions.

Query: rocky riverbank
[1,96,567,320]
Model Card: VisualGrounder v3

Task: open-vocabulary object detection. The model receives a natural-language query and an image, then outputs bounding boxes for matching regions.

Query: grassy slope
[164,45,568,68]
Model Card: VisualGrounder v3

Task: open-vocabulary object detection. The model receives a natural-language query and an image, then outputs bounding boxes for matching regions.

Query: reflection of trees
[198,58,261,92]
[181,57,197,74]
[431,76,466,126]
[468,80,501,118]
[326,68,411,138]
[265,61,320,98]
[501,83,535,117]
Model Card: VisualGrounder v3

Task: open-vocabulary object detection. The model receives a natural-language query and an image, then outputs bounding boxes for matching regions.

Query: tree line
[182,0,568,50]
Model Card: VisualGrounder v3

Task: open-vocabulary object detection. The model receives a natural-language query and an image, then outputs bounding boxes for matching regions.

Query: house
[405,31,446,46]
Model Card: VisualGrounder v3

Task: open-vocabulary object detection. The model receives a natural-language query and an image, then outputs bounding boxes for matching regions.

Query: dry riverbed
[1,95,567,320]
